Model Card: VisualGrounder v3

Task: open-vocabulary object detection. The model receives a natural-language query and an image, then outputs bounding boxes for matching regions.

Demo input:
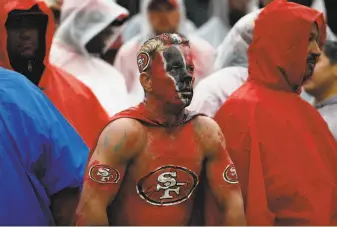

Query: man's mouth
[18,42,35,57]
[302,61,316,83]
[307,56,316,67]
[19,40,33,47]
[307,61,315,70]
[303,74,311,83]
[19,44,34,51]
[179,90,193,97]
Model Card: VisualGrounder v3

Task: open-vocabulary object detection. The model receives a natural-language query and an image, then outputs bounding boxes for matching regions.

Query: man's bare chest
[134,124,204,166]
[127,124,205,206]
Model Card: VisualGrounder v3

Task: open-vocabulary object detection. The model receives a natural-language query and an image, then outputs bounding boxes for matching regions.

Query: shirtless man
[76,33,246,226]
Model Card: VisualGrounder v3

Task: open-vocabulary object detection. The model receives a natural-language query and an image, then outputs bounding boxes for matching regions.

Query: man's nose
[311,40,322,56]
[180,73,192,86]
[18,29,31,40]
[181,70,192,79]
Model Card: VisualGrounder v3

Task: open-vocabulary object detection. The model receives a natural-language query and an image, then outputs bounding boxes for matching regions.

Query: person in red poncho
[75,33,246,226]
[0,0,110,150]
[214,0,337,225]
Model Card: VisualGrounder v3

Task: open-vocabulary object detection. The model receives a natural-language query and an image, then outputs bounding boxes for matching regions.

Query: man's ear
[140,72,152,92]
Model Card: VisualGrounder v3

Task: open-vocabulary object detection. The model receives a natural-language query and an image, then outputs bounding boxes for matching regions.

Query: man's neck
[314,86,337,104]
[143,97,186,126]
[10,58,45,86]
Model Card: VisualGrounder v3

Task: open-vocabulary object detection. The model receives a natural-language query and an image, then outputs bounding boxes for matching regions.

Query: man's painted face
[150,44,194,107]
[303,23,322,83]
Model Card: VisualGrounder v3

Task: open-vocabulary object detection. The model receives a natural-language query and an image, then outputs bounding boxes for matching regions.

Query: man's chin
[302,70,314,84]
[20,51,36,59]
[302,81,315,95]
[170,99,191,110]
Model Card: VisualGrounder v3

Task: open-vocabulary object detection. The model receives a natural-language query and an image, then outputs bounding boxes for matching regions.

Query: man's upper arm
[196,117,242,208]
[79,118,145,208]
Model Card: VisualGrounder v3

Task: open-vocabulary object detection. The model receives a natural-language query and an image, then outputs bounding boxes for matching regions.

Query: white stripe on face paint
[160,45,193,105]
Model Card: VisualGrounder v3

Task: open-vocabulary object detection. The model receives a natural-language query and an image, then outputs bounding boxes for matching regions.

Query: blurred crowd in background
[41,0,337,139]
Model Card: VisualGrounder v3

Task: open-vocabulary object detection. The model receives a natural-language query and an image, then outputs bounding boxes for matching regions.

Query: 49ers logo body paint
[136,165,198,206]
[223,164,239,184]
[137,52,151,73]
[89,164,120,184]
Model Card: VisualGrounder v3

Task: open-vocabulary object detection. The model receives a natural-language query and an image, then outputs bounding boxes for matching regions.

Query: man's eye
[187,66,194,73]
[170,66,180,72]
[309,35,317,42]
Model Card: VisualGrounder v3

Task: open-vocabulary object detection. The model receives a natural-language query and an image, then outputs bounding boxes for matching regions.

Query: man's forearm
[222,207,246,226]
[221,194,246,226]
[76,207,109,226]
[50,188,80,225]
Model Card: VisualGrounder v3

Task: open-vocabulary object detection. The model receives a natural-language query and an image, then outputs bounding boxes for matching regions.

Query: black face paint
[162,46,193,93]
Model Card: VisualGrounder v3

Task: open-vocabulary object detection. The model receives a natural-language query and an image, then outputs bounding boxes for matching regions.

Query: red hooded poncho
[214,0,337,225]
[0,0,109,150]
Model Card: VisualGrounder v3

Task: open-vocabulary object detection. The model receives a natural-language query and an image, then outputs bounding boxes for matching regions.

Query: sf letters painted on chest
[136,165,199,206]
[157,172,186,200]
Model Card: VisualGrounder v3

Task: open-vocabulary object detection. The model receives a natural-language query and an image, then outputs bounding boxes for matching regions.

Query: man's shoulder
[0,68,45,105]
[0,67,33,90]
[191,115,224,155]
[105,117,146,140]
[0,68,62,136]
[192,115,216,126]
[99,117,147,156]
[192,115,220,135]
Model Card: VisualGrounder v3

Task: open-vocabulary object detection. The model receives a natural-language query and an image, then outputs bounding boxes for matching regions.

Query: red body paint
[98,105,238,225]
[107,121,204,225]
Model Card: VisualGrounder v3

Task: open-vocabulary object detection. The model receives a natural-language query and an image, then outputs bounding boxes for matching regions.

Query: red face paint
[150,44,194,108]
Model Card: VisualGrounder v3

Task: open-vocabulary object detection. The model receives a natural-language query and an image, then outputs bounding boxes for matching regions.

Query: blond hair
[137,33,189,73]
